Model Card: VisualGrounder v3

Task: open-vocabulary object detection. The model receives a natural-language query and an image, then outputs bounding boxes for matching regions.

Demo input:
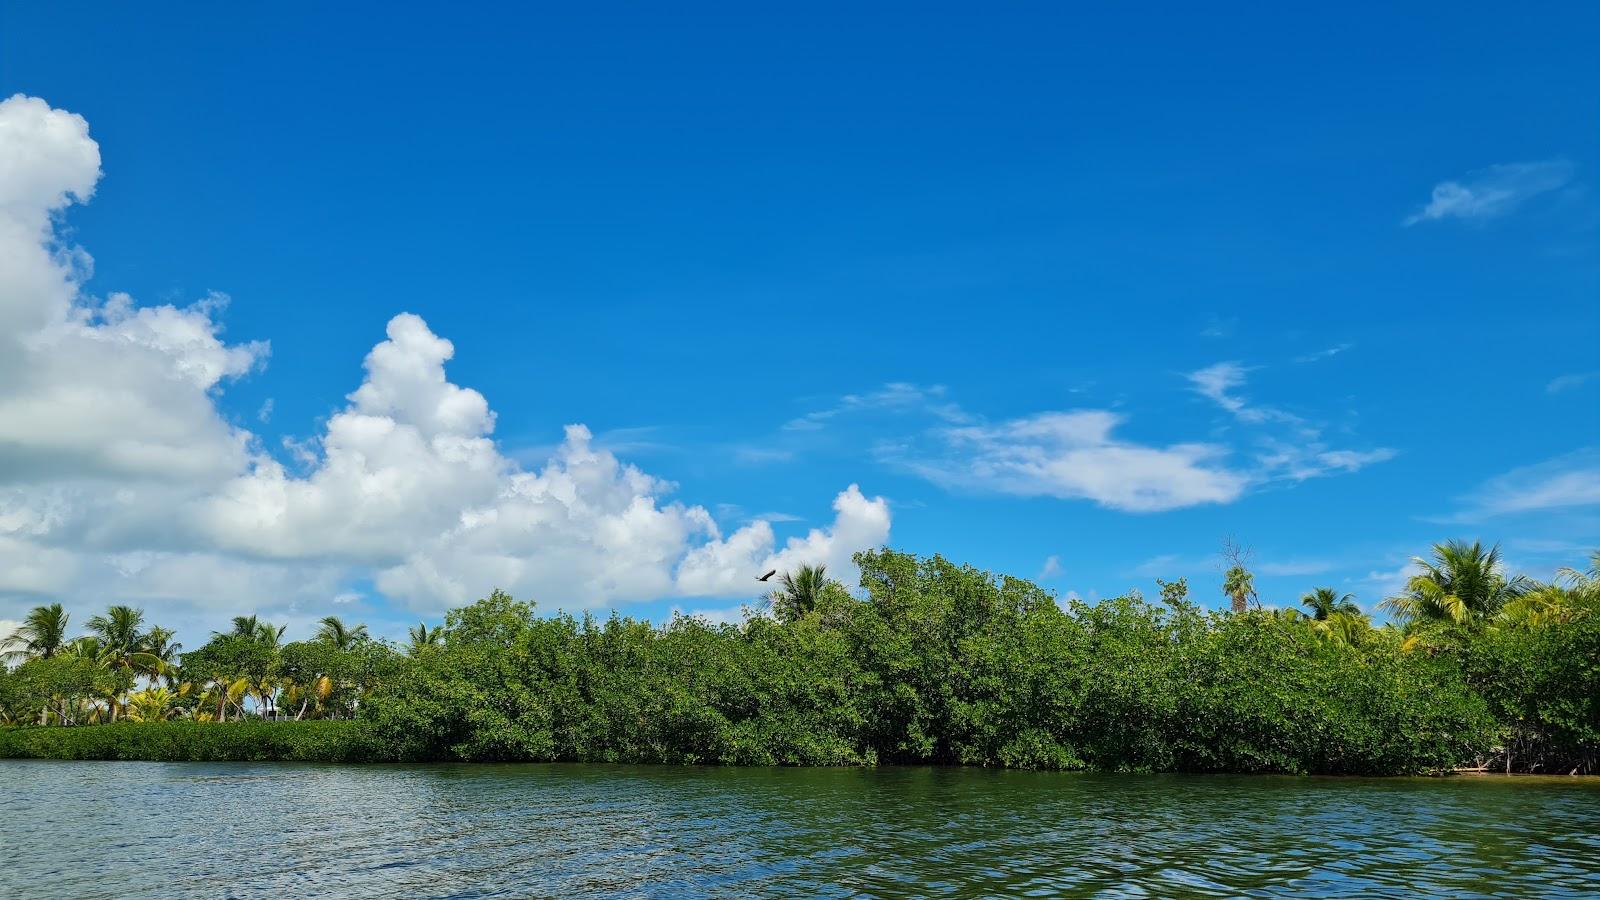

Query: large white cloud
[0,94,889,636]
[196,313,506,563]
[0,95,264,486]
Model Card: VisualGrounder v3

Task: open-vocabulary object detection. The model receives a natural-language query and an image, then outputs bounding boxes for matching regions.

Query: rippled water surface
[2,761,1597,898]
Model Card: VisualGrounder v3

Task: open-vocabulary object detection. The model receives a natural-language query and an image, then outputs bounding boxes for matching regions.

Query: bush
[0,721,387,762]
[1460,600,1600,773]
[360,553,1503,775]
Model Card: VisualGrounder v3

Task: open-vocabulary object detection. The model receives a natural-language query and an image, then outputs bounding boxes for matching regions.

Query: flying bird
[757,569,777,582]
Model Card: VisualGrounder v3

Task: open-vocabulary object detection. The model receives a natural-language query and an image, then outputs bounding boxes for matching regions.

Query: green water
[1,761,1596,898]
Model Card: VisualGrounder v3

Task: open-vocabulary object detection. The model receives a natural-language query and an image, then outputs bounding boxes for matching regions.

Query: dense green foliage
[3,544,1596,774]
[362,554,1506,774]
[0,721,380,762]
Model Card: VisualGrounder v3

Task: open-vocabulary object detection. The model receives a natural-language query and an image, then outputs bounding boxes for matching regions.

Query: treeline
[0,612,400,726]
[3,542,1597,775]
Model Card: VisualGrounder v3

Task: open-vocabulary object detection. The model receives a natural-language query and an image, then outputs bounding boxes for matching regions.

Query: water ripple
[2,762,1598,898]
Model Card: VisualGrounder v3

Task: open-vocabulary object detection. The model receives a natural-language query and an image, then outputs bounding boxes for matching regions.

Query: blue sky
[0,4,1596,641]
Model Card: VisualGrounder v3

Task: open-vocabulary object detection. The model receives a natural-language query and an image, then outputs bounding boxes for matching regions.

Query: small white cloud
[669,602,762,627]
[1129,553,1189,578]
[1054,589,1083,611]
[1187,363,1395,482]
[1442,449,1600,521]
[1199,316,1237,339]
[1404,160,1573,226]
[1038,554,1063,580]
[1187,362,1301,425]
[1294,344,1352,363]
[1548,372,1599,394]
[674,484,891,598]
[1258,559,1335,577]
[257,398,274,423]
[900,411,1249,513]
[1271,447,1398,480]
[1353,562,1415,601]
[1188,362,1251,415]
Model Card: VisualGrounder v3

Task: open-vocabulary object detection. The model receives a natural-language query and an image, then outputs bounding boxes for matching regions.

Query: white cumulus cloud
[675,484,890,598]
[0,94,888,636]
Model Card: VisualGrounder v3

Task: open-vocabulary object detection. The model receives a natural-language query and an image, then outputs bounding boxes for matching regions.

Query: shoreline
[5,723,1595,779]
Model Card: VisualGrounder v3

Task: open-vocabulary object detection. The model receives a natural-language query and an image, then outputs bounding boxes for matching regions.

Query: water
[2,761,1596,898]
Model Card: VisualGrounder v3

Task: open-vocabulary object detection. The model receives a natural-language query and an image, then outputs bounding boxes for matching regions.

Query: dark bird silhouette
[757,569,777,582]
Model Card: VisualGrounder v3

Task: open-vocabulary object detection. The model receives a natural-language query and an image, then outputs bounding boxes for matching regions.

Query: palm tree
[770,564,828,622]
[1496,552,1599,628]
[1555,550,1600,602]
[316,616,369,650]
[1381,540,1532,626]
[2,603,72,663]
[222,615,284,646]
[1301,588,1360,621]
[126,687,179,722]
[1222,565,1257,614]
[55,636,120,723]
[1316,609,1372,646]
[87,605,145,657]
[407,622,442,656]
[85,605,167,721]
[142,627,183,687]
[1497,586,1582,628]
[227,615,261,637]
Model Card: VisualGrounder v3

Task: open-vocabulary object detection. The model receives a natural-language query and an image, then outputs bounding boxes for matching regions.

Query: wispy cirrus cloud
[1294,343,1352,363]
[1350,562,1414,604]
[1199,315,1237,339]
[784,382,967,432]
[1403,159,1574,226]
[1187,362,1395,482]
[730,445,795,465]
[801,360,1392,514]
[1128,553,1208,578]
[1257,558,1336,577]
[1038,554,1064,580]
[1436,449,1600,522]
[1255,441,1398,482]
[893,410,1249,513]
[1187,362,1303,426]
[1548,371,1599,394]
